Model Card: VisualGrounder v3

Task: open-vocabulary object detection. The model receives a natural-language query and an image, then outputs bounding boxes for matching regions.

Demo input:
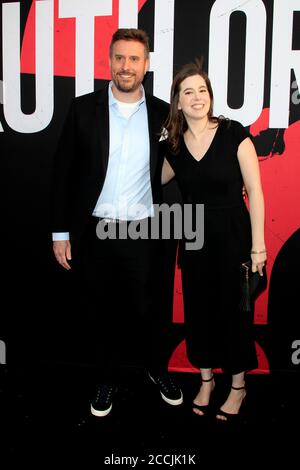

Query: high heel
[192,375,215,416]
[216,385,246,422]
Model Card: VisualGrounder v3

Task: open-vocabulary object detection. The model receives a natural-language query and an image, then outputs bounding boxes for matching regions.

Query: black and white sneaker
[90,384,116,417]
[148,373,183,406]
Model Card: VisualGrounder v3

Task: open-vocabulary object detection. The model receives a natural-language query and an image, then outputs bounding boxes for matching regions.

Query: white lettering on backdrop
[1,0,299,133]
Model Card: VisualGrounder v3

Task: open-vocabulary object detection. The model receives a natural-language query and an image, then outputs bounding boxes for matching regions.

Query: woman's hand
[251,251,267,276]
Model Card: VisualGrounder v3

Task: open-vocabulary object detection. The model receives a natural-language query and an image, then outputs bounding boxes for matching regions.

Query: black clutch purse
[239,260,267,311]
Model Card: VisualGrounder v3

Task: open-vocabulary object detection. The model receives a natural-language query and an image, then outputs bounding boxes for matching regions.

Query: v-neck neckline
[183,123,220,163]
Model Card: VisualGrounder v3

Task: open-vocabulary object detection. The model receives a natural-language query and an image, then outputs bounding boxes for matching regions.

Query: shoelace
[157,377,177,391]
[95,386,113,403]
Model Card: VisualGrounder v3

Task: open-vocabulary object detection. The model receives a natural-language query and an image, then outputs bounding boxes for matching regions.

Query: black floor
[1,364,299,465]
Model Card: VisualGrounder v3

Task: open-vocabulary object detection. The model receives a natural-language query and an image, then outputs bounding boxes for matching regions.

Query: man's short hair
[109,28,150,58]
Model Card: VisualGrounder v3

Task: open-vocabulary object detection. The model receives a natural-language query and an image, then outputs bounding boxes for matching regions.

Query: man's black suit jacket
[52,84,169,255]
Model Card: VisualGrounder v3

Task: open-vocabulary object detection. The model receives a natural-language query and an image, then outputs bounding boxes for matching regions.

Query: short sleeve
[229,120,252,147]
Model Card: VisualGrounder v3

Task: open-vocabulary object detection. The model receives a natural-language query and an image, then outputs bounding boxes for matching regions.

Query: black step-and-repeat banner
[1,0,299,373]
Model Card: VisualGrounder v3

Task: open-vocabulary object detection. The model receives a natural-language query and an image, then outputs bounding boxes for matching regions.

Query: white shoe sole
[90,403,112,417]
[148,373,183,406]
[161,392,183,406]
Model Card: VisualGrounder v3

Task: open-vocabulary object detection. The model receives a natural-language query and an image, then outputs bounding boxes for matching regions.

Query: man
[52,28,183,417]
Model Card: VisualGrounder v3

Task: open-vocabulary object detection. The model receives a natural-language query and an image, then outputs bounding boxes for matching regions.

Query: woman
[161,61,266,421]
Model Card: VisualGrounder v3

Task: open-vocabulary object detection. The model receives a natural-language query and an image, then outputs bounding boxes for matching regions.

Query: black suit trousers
[81,217,167,383]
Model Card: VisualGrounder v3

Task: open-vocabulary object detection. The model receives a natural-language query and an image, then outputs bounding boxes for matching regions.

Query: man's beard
[113,73,141,93]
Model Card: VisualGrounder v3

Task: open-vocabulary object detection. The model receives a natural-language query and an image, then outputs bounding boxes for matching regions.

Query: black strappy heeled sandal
[192,375,215,416]
[216,385,247,422]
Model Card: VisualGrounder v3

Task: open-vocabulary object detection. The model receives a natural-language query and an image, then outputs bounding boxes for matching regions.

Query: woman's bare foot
[193,376,215,416]
[216,386,246,421]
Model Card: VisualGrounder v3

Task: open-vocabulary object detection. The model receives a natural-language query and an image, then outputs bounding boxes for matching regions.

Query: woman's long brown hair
[164,60,219,153]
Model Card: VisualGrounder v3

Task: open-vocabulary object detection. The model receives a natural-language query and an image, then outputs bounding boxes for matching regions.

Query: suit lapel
[146,95,160,181]
[95,86,110,176]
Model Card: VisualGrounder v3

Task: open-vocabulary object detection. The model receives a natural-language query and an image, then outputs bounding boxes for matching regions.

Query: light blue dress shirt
[93,82,152,220]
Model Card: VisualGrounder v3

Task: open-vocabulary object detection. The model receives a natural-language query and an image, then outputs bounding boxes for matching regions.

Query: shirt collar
[108,81,145,108]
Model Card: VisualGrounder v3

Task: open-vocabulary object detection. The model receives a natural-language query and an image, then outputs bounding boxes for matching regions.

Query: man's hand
[53,240,72,270]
